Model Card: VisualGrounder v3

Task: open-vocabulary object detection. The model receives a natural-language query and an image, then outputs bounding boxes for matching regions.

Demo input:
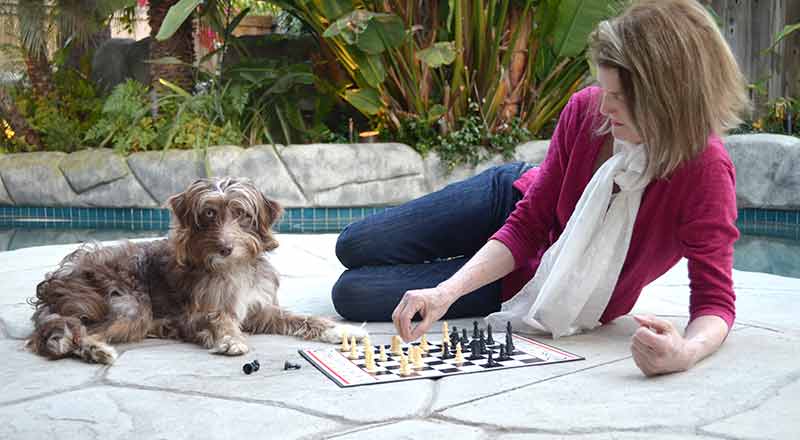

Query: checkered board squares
[299,333,584,388]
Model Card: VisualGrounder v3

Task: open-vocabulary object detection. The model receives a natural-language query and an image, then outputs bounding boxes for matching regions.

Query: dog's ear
[257,193,282,252]
[165,190,191,229]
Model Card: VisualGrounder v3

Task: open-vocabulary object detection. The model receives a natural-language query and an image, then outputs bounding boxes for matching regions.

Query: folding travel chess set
[299,321,584,388]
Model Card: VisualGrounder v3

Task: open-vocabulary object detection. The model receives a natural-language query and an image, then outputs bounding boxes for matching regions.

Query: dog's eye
[203,208,217,219]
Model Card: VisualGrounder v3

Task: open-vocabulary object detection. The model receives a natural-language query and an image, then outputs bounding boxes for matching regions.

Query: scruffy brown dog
[26,177,364,364]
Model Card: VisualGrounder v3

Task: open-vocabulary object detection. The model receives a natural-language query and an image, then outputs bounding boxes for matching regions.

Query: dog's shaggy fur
[26,177,363,364]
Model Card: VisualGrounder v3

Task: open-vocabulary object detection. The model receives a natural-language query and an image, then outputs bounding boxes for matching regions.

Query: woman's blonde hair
[589,0,749,178]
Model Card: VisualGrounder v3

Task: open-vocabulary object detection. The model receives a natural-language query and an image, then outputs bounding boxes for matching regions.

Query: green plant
[270,0,614,139]
[730,97,799,137]
[397,100,533,170]
[10,68,103,152]
[84,80,160,153]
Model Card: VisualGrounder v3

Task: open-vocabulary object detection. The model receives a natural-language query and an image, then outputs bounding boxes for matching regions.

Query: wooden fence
[705,0,800,104]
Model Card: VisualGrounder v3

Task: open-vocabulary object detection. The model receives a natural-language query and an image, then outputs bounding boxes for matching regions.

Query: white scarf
[486,139,652,338]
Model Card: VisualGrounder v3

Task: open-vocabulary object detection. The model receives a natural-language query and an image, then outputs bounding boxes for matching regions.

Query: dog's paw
[320,322,368,344]
[210,335,250,356]
[82,340,118,365]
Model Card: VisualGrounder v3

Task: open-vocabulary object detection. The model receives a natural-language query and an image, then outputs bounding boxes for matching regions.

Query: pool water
[1,228,798,279]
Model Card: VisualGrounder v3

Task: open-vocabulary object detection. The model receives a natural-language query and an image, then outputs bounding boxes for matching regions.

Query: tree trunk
[500,9,531,125]
[18,0,53,98]
[0,88,43,149]
[58,0,112,74]
[148,0,196,92]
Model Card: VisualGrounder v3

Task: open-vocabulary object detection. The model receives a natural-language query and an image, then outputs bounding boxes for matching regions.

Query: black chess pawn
[498,344,510,361]
[440,342,451,360]
[473,320,479,339]
[284,360,301,370]
[462,328,469,346]
[242,360,260,375]
[479,329,487,354]
[468,340,482,360]
[486,324,495,345]
[485,348,498,367]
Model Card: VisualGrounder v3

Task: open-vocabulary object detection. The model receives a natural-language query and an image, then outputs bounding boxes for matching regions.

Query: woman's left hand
[630,315,694,376]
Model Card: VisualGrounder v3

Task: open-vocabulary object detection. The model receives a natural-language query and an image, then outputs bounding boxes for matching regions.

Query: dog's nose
[219,245,233,257]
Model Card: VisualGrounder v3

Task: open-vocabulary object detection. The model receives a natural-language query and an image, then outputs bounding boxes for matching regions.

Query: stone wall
[0,134,797,209]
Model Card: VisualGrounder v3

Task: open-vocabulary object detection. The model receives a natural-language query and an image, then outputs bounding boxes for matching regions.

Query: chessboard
[299,322,584,388]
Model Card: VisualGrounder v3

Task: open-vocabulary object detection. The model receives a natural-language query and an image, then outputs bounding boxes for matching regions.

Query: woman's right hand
[392,286,455,342]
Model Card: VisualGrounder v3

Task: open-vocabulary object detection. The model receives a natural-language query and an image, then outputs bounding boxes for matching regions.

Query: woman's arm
[392,240,515,341]
[632,150,739,376]
[631,314,729,376]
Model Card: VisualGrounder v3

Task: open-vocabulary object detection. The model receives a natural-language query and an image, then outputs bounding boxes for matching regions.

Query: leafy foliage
[8,68,103,153]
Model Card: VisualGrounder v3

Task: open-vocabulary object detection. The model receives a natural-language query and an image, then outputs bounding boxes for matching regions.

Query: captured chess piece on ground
[298,321,584,387]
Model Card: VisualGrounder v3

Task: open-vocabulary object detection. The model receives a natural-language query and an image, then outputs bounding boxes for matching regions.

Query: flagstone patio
[0,234,798,439]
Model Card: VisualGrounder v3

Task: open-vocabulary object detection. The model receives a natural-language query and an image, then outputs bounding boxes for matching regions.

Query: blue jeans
[332,162,531,321]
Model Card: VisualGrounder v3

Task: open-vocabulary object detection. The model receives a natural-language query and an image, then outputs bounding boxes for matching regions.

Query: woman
[332,0,748,376]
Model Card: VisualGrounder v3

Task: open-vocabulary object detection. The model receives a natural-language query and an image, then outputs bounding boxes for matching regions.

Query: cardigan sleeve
[677,157,740,329]
[489,91,581,269]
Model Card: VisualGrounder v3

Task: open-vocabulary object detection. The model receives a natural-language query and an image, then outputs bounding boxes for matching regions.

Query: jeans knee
[331,272,359,320]
[335,224,358,268]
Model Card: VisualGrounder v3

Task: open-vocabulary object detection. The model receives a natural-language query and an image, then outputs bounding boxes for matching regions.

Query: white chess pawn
[379,345,388,362]
[340,332,350,352]
[442,321,450,343]
[454,342,464,363]
[420,334,429,352]
[399,354,411,376]
[364,349,376,373]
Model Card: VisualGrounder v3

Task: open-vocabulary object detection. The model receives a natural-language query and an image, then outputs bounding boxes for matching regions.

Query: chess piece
[362,336,372,356]
[440,341,451,359]
[412,347,423,369]
[391,335,403,355]
[379,345,388,362]
[340,332,350,352]
[399,354,411,376]
[505,329,515,354]
[454,342,464,363]
[364,349,377,373]
[243,360,260,375]
[462,329,469,346]
[479,329,487,354]
[485,349,497,367]
[420,334,430,352]
[473,320,479,339]
[498,344,510,361]
[468,340,482,360]
[486,324,495,345]
[442,321,450,343]
[283,360,301,370]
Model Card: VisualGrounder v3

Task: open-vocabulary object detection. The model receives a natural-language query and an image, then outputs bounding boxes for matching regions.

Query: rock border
[0,134,797,209]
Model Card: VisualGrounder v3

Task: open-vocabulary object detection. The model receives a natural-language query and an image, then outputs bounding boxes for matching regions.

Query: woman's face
[597,66,643,144]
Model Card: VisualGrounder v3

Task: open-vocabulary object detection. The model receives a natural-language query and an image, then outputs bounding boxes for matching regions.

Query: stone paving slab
[436,327,800,433]
[432,316,668,411]
[0,386,345,440]
[106,336,435,423]
[330,419,485,439]
[702,375,800,440]
[0,340,103,406]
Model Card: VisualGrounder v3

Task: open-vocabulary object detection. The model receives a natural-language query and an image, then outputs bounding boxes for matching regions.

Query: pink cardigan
[492,87,739,328]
